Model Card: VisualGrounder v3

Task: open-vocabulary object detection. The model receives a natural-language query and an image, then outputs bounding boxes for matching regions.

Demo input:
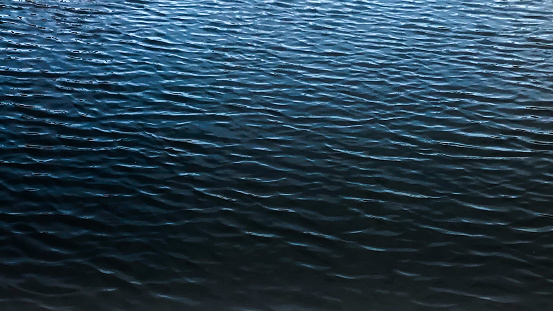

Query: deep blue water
[1,0,552,310]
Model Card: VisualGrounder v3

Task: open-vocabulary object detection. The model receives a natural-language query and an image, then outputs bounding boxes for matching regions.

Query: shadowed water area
[1,0,552,310]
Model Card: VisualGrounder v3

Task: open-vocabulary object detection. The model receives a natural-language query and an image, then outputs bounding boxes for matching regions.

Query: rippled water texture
[1,0,552,310]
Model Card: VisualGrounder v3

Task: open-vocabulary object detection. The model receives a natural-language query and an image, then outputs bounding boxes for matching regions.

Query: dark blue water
[1,0,552,310]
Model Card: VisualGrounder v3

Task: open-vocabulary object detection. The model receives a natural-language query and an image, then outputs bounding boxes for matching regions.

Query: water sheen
[1,0,552,310]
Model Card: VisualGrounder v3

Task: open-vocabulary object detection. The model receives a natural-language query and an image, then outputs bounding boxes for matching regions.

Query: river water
[1,0,552,310]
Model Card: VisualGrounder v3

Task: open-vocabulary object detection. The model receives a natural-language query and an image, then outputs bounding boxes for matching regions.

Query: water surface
[1,0,552,310]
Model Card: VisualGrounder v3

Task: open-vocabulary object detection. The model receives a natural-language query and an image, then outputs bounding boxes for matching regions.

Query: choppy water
[1,0,552,310]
